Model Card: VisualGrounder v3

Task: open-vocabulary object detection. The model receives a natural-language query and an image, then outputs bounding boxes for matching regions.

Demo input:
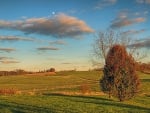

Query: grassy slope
[0,95,149,113]
[0,71,149,113]
[0,71,101,93]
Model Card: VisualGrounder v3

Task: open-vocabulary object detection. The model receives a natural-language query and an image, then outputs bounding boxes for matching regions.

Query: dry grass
[0,88,18,95]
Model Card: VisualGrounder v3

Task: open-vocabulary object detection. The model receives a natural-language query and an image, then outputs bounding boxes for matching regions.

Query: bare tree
[92,29,146,67]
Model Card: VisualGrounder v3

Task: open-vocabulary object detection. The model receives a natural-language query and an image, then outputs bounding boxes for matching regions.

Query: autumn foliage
[100,44,140,101]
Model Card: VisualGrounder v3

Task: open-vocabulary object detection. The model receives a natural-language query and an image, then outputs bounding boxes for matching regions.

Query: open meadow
[0,71,149,113]
[0,0,150,113]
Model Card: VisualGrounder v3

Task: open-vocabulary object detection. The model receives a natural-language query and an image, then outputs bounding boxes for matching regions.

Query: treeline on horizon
[0,62,150,76]
[135,62,150,74]
[0,68,56,76]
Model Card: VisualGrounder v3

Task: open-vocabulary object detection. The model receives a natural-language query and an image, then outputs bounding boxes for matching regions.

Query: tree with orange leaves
[100,44,140,101]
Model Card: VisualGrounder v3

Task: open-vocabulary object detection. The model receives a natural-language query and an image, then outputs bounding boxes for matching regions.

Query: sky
[0,0,149,71]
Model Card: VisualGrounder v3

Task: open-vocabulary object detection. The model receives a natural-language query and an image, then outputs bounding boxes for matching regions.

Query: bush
[80,83,91,94]
[100,44,140,101]
[49,68,55,72]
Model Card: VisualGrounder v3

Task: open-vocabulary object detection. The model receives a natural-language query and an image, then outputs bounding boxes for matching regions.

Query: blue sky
[0,0,149,71]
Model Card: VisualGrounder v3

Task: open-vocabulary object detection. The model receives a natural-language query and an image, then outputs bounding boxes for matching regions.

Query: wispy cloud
[128,38,150,49]
[0,57,13,60]
[49,40,66,45]
[0,56,20,64]
[67,9,77,14]
[110,10,146,28]
[111,17,146,28]
[0,13,94,38]
[0,48,16,52]
[121,29,146,35]
[61,62,72,64]
[37,46,59,51]
[0,35,35,42]
[0,60,20,64]
[136,0,150,4]
[134,10,149,16]
[94,0,117,9]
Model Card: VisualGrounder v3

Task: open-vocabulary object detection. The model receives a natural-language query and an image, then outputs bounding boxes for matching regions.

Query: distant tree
[49,68,55,72]
[15,69,26,75]
[100,44,140,101]
[136,62,150,73]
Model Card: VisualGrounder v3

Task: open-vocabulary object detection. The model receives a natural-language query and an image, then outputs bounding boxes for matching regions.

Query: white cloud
[0,13,94,38]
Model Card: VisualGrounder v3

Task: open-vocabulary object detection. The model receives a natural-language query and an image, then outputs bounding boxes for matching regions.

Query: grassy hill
[0,71,149,113]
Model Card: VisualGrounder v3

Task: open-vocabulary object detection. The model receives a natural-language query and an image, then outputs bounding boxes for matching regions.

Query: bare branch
[92,29,147,67]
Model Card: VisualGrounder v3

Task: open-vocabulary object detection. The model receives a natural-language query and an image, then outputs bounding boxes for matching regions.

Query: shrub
[80,83,91,94]
[100,44,140,101]
[49,68,55,72]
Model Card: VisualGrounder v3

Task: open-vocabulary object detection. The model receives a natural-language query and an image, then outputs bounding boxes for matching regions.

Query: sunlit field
[0,0,150,113]
[0,71,149,113]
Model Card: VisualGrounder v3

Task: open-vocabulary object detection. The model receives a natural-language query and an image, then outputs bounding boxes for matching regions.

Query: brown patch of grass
[0,88,18,95]
[80,83,91,94]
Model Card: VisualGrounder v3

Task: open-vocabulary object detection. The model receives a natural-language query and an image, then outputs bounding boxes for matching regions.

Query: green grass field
[0,71,149,113]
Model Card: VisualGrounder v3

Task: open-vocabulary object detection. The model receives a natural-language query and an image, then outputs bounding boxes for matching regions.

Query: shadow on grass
[44,93,150,112]
[44,93,113,101]
[141,79,150,82]
[0,98,57,113]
